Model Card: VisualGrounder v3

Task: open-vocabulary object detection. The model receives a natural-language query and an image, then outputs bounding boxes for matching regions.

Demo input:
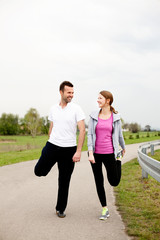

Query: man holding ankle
[34,81,85,218]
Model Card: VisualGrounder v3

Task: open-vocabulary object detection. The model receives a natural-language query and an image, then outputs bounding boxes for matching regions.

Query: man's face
[60,86,74,103]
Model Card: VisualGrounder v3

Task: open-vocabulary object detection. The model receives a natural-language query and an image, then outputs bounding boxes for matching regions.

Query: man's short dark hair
[59,81,74,92]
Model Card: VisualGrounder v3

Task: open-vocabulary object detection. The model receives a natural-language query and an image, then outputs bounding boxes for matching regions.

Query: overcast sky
[0,0,160,129]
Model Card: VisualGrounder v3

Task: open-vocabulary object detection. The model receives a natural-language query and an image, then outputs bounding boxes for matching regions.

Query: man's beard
[64,97,72,103]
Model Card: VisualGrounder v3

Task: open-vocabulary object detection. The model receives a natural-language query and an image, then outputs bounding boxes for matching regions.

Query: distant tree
[0,113,20,135]
[129,123,141,133]
[122,122,130,130]
[19,118,30,135]
[41,116,50,134]
[24,108,41,137]
[144,125,151,132]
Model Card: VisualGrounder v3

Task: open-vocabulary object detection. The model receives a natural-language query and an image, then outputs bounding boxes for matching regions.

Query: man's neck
[59,100,68,109]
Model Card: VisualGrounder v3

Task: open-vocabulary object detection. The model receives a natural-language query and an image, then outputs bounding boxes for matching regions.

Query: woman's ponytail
[110,106,118,114]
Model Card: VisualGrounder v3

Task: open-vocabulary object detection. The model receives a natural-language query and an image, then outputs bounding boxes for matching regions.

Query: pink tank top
[95,113,114,154]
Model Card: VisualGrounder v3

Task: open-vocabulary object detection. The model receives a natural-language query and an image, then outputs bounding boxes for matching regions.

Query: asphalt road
[0,143,143,240]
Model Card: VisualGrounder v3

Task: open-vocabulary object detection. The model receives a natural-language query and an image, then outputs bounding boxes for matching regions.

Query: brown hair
[100,90,118,114]
[59,81,74,92]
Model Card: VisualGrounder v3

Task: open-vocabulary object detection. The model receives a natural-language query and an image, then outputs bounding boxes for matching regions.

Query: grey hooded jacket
[87,110,125,158]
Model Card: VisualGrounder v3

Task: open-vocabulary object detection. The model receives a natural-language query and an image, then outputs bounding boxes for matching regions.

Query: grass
[0,132,160,167]
[0,149,42,166]
[123,131,160,145]
[0,135,48,166]
[148,149,160,162]
[114,158,160,240]
[0,135,48,149]
[0,134,88,166]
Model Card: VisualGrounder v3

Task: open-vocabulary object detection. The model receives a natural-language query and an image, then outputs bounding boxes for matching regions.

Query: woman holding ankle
[87,90,125,220]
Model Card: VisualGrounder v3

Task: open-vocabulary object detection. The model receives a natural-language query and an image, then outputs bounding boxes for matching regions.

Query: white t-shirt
[48,102,85,147]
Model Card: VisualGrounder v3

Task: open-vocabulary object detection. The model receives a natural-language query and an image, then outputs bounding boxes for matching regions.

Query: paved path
[0,143,142,240]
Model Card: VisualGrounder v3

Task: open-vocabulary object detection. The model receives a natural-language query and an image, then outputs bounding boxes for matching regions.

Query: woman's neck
[99,106,112,119]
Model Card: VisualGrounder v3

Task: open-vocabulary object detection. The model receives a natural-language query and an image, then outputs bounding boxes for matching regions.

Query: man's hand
[72,151,81,162]
[72,120,85,163]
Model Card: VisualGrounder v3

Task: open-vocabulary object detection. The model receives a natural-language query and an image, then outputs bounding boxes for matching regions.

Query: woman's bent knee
[108,179,120,187]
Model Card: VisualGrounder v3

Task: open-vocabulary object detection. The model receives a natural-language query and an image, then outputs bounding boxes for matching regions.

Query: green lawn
[115,158,160,240]
[148,149,160,162]
[123,131,160,144]
[0,132,160,167]
[0,134,88,166]
[0,135,48,166]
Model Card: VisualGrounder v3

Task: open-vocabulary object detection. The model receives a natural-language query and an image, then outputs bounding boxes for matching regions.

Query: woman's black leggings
[90,153,121,207]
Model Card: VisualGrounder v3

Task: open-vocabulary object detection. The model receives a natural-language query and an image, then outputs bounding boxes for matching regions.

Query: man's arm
[48,121,53,138]
[72,120,85,162]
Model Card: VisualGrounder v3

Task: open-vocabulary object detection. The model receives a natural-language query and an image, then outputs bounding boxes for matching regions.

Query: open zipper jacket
[87,110,125,158]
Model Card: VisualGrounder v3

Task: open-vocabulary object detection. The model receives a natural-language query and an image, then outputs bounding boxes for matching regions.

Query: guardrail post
[151,144,154,156]
[141,148,148,179]
[142,148,146,154]
[142,169,148,179]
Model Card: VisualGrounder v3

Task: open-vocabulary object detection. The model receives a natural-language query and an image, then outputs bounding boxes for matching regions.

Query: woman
[87,90,125,220]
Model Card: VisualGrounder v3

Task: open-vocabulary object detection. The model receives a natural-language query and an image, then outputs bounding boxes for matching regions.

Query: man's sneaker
[56,211,66,218]
[99,207,110,220]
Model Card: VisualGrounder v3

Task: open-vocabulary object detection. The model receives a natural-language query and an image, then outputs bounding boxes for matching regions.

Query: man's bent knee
[34,166,41,177]
[34,166,48,177]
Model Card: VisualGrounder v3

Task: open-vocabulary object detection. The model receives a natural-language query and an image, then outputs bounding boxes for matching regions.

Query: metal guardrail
[137,141,160,182]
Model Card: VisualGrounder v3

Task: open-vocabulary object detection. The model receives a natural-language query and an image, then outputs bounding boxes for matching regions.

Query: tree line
[0,108,153,137]
[0,108,49,137]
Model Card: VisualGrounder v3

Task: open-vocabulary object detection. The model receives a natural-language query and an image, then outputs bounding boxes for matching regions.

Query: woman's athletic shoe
[99,207,110,220]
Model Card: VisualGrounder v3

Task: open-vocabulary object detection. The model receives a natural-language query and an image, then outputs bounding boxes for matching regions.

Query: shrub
[129,135,133,139]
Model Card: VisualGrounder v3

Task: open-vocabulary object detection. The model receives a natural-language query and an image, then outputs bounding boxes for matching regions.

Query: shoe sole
[58,215,66,218]
[56,211,66,218]
[99,215,110,220]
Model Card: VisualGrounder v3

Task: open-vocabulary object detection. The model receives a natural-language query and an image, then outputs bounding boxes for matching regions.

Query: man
[34,81,85,218]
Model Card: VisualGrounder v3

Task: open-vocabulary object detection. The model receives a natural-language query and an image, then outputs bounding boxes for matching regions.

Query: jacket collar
[90,109,121,122]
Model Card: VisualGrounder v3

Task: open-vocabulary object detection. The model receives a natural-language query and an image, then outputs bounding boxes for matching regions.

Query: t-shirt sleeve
[76,105,85,122]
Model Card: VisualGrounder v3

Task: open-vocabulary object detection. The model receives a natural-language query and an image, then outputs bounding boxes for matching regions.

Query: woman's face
[97,94,109,108]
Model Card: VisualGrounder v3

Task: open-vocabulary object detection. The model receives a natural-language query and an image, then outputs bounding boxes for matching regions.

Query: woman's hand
[122,149,126,157]
[88,151,95,164]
